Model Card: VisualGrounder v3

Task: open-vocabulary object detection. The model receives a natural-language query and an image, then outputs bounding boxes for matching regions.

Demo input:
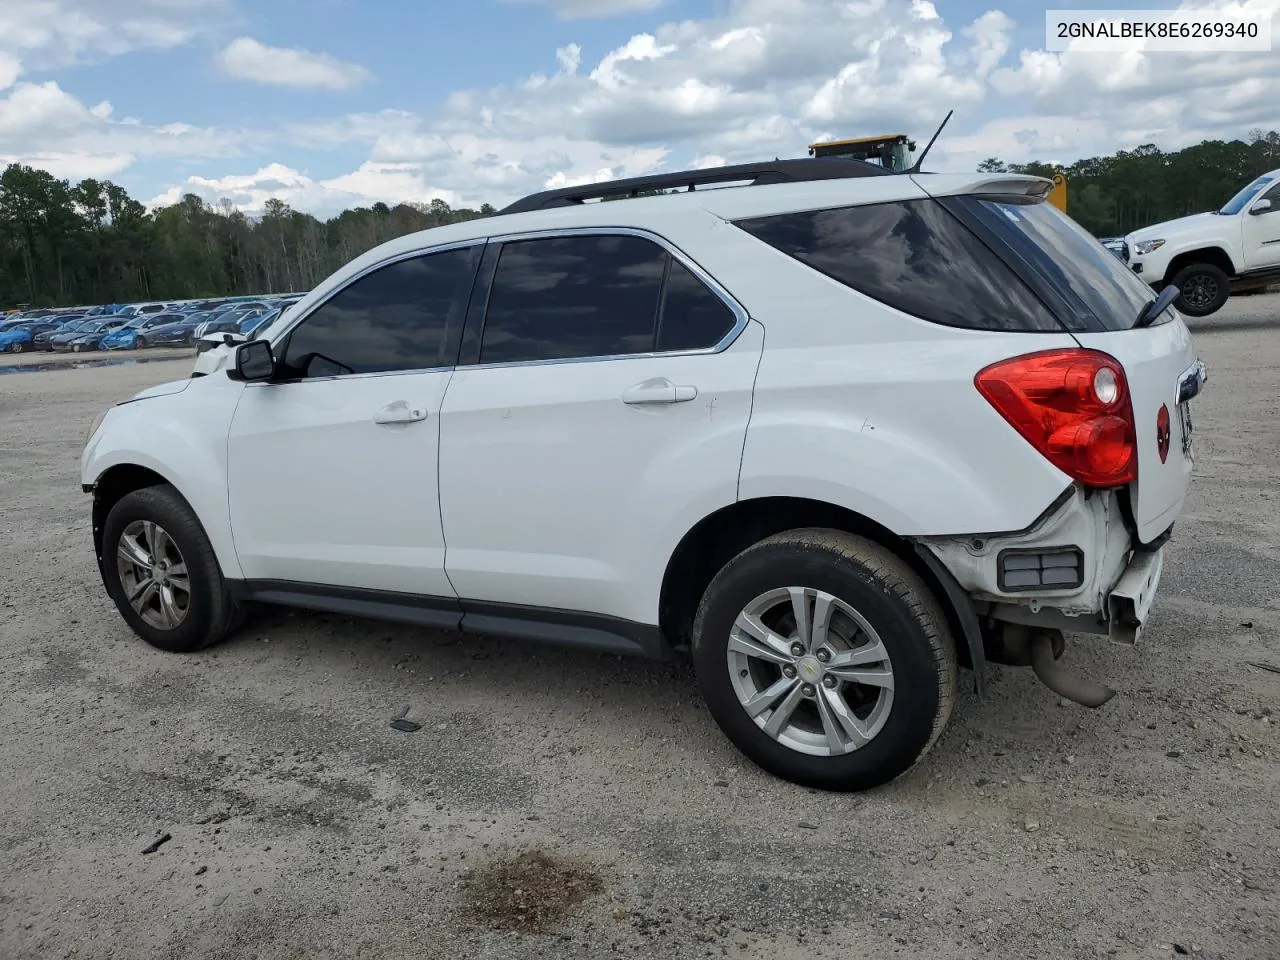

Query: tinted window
[952,198,1156,331]
[657,259,737,351]
[281,246,478,378]
[480,235,666,364]
[735,200,1063,333]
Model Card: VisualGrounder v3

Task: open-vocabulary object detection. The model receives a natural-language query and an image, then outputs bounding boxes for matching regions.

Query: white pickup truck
[1123,168,1280,316]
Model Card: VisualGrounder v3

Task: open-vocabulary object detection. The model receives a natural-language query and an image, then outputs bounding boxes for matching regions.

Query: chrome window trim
[468,225,749,370]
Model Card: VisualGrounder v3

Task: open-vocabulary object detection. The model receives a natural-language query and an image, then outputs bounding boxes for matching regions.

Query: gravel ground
[1,297,1278,960]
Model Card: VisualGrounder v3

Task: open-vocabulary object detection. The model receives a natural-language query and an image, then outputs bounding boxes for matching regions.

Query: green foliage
[985,129,1280,237]
[0,170,493,308]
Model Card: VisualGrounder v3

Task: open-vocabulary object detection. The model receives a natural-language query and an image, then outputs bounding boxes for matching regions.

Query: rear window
[734,200,1064,333]
[948,197,1158,331]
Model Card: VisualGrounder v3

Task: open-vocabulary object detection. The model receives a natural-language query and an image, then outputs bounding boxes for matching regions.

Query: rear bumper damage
[915,486,1169,705]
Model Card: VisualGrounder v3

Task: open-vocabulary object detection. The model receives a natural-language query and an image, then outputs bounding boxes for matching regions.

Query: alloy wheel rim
[116,520,191,630]
[1184,274,1218,309]
[727,587,895,757]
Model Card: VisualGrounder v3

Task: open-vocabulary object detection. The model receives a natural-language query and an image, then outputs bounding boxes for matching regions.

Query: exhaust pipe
[1028,631,1116,708]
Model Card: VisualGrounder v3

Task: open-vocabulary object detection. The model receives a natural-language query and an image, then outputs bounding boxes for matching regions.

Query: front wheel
[1170,263,1230,317]
[101,484,243,652]
[135,336,147,349]
[692,529,957,791]
[10,341,25,353]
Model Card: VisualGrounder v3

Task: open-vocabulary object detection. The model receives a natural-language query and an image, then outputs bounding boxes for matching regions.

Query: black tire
[692,529,957,792]
[1170,263,1230,317]
[11,341,25,353]
[135,335,147,349]
[101,484,243,653]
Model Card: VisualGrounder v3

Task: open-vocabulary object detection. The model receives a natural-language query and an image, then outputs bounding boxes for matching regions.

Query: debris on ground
[459,848,604,933]
[141,833,171,855]
[389,705,422,733]
[1247,661,1280,675]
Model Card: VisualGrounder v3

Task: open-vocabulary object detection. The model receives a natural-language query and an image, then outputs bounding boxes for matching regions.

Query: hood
[123,379,192,403]
[1126,212,1220,243]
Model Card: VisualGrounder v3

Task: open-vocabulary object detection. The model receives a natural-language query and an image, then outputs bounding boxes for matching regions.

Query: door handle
[621,377,698,405]
[373,400,428,424]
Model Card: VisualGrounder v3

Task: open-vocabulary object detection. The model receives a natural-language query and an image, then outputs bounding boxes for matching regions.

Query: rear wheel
[692,529,957,791]
[10,341,25,353]
[1170,262,1230,316]
[102,485,243,653]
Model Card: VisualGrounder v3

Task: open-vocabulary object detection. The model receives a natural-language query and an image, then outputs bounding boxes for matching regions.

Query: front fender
[82,379,244,579]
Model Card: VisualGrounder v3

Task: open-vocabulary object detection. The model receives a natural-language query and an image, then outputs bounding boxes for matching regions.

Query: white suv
[81,159,1205,791]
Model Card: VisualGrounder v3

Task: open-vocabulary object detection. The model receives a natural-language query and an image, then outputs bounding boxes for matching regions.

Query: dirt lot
[1,299,1278,960]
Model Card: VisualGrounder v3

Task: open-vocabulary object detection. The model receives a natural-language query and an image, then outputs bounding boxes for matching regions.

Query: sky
[0,0,1276,217]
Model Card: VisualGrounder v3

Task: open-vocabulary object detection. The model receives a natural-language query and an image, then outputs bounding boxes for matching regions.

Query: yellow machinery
[809,134,917,172]
[1048,173,1068,213]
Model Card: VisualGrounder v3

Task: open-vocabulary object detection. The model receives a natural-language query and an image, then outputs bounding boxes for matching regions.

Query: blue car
[0,320,61,353]
[100,314,177,350]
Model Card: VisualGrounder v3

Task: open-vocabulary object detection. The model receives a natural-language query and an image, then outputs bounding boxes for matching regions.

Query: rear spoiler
[909,173,1053,202]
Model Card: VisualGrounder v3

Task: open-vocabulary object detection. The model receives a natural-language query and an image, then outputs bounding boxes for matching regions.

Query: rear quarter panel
[694,223,1079,536]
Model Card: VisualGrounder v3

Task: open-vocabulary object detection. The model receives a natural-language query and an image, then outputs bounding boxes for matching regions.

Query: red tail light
[975,349,1137,487]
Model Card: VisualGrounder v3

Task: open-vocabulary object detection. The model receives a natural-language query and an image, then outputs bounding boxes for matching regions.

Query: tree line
[0,166,496,309]
[3,127,1279,308]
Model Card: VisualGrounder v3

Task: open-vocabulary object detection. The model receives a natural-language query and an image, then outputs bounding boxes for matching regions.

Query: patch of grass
[460,848,604,934]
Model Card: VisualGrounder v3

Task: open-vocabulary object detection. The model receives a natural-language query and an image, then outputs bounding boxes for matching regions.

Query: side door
[437,227,764,628]
[226,243,481,598]
[1241,180,1280,271]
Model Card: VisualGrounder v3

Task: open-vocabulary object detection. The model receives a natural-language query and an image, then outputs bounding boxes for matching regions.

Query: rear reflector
[975,348,1138,488]
[998,547,1084,592]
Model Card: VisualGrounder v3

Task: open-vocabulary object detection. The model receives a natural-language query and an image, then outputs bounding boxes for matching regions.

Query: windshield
[956,197,1161,331]
[1219,175,1276,215]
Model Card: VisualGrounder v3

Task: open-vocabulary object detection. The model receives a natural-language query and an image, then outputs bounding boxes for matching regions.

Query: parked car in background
[1123,167,1280,316]
[142,313,209,347]
[53,318,129,352]
[32,316,92,350]
[100,314,182,350]
[0,320,62,352]
[194,303,274,339]
[191,306,289,377]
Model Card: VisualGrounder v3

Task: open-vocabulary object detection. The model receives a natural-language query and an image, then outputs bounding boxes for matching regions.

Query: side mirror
[1250,198,1273,215]
[227,339,276,382]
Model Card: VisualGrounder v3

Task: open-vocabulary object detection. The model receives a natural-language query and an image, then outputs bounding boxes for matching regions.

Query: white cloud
[507,0,667,20]
[988,0,1280,150]
[0,0,225,71]
[0,54,20,91]
[217,37,374,90]
[0,80,243,182]
[145,161,464,217]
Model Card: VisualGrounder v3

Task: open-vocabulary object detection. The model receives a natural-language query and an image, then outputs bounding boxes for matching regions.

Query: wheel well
[657,497,972,669]
[1165,247,1235,283]
[90,464,168,558]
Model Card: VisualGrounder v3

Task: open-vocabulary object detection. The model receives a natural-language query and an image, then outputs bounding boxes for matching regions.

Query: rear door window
[735,200,1065,333]
[656,259,738,352]
[480,235,667,365]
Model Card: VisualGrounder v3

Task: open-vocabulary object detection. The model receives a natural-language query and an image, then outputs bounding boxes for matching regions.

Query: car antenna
[907,109,954,174]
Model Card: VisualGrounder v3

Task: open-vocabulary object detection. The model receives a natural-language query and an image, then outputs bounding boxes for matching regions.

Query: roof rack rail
[500,156,892,215]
